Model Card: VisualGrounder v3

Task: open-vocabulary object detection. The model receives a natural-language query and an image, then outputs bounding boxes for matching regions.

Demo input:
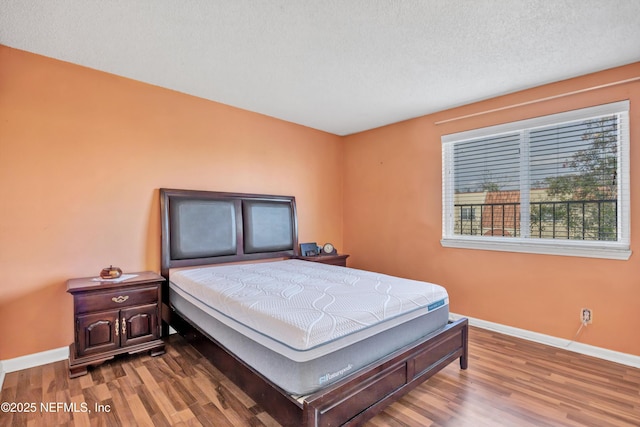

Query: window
[441,101,630,260]
[460,206,476,221]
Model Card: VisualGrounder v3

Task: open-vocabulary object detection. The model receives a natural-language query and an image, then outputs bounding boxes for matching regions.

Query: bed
[160,188,468,426]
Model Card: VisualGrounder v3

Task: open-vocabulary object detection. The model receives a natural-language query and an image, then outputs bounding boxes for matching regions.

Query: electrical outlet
[581,308,593,324]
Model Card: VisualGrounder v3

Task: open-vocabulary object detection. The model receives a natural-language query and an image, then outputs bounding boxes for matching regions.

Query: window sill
[440,237,631,260]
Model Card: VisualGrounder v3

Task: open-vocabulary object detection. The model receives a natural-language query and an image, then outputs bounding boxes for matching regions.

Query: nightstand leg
[150,345,165,357]
[69,365,88,378]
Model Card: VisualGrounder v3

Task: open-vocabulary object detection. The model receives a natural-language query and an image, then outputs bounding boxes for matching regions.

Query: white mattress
[170,259,449,362]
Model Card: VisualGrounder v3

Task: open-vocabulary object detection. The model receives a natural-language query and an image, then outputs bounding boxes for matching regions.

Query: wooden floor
[1,327,639,426]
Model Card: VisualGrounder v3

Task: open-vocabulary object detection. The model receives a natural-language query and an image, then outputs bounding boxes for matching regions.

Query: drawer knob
[112,295,129,303]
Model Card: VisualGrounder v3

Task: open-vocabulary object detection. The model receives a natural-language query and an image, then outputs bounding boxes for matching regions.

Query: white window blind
[441,101,630,259]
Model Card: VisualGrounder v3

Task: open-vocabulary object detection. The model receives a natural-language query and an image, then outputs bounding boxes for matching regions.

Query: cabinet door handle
[112,296,129,303]
[122,317,126,336]
[115,318,119,336]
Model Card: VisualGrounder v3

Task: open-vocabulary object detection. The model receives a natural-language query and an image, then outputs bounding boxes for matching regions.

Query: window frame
[441,101,631,260]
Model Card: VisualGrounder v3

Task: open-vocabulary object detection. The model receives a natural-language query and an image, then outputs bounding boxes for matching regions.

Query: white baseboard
[2,319,638,392]
[0,328,183,391]
[450,312,640,369]
[0,346,69,390]
[0,328,179,390]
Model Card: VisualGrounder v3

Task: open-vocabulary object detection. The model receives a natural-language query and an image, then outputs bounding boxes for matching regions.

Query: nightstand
[295,254,350,267]
[67,271,165,378]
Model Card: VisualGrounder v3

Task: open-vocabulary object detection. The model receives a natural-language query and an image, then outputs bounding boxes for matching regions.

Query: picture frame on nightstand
[299,242,319,257]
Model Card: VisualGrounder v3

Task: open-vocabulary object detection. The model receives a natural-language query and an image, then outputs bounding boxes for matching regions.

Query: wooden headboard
[160,188,299,279]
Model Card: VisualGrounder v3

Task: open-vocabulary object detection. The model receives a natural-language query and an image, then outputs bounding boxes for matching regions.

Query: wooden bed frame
[160,188,468,427]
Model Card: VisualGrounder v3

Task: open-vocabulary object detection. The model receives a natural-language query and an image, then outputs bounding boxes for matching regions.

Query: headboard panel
[160,188,299,278]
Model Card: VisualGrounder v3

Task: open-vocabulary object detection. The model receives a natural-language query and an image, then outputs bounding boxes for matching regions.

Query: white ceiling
[1,1,639,136]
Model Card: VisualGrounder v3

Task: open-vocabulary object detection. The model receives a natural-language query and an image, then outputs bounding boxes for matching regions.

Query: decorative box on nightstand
[67,271,165,378]
[294,254,350,267]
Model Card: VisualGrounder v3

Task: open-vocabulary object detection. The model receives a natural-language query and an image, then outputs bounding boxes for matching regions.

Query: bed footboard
[171,309,468,427]
[303,318,468,426]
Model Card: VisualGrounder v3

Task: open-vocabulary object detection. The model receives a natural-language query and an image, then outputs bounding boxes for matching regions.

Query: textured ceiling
[1,1,639,135]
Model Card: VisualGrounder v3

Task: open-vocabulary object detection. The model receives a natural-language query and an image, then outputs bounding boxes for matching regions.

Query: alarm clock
[322,243,337,255]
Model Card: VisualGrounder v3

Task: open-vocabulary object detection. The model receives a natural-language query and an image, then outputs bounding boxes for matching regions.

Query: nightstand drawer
[74,285,159,314]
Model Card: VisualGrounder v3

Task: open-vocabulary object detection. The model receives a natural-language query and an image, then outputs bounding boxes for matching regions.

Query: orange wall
[0,46,343,359]
[343,63,640,356]
[2,43,639,361]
